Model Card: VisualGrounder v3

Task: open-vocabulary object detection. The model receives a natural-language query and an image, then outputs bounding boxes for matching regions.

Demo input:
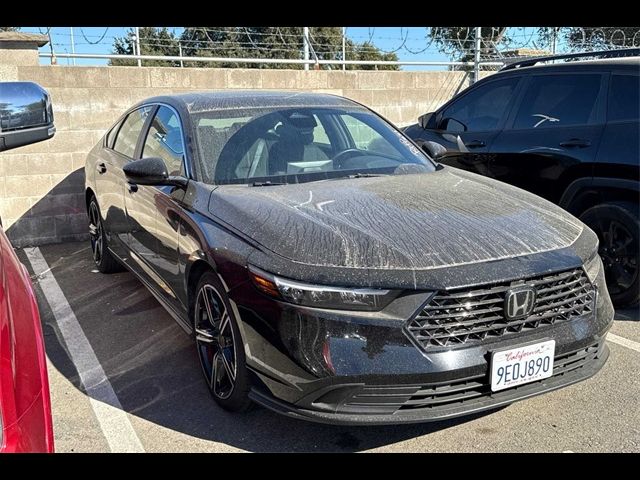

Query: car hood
[208,168,584,270]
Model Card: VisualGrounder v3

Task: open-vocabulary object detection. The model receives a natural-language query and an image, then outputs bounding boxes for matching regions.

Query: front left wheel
[193,272,252,412]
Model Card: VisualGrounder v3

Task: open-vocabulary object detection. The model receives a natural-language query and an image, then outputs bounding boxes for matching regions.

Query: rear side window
[513,74,602,129]
[113,106,151,158]
[440,77,520,132]
[609,74,640,122]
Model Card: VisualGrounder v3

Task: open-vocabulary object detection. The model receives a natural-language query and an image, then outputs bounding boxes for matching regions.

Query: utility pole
[47,28,56,65]
[179,42,184,68]
[473,26,481,84]
[135,26,142,67]
[69,27,76,66]
[303,27,310,71]
[551,27,558,55]
[342,27,346,71]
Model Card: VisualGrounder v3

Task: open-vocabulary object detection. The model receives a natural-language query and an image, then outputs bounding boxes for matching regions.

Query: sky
[16,27,464,70]
[16,27,584,70]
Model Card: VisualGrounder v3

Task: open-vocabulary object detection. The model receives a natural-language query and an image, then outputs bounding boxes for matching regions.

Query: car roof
[497,56,640,75]
[133,90,365,114]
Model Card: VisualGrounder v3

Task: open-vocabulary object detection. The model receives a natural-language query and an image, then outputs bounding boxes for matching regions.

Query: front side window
[513,74,602,129]
[142,106,185,176]
[113,106,151,157]
[440,78,519,132]
[609,74,640,122]
[311,114,331,146]
[194,106,435,185]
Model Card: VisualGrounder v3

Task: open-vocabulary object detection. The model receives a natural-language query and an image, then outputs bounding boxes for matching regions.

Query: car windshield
[193,106,436,185]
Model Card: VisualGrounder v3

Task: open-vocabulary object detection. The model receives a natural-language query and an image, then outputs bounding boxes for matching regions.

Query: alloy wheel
[195,284,237,399]
[597,218,638,295]
[88,201,103,265]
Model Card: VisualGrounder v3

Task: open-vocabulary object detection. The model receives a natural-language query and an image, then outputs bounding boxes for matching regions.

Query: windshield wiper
[250,181,287,187]
[348,173,389,178]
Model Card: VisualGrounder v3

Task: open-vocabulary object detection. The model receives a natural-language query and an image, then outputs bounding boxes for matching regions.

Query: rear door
[489,72,606,203]
[430,76,522,175]
[594,71,640,182]
[95,106,152,259]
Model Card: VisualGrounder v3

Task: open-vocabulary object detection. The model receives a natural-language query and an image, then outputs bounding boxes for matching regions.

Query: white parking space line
[25,247,145,453]
[607,332,640,354]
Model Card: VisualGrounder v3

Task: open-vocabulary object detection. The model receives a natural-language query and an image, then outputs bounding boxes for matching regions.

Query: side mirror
[418,112,435,130]
[123,157,187,188]
[0,82,55,152]
[421,141,448,160]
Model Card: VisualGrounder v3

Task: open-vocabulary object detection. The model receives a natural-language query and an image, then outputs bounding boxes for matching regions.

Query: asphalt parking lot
[18,241,640,453]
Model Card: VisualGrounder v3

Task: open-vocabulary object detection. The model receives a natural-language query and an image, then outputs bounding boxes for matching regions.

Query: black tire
[193,271,252,412]
[87,195,122,274]
[580,202,640,308]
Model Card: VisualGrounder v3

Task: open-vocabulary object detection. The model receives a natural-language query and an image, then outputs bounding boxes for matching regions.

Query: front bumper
[232,259,614,425]
[249,341,609,425]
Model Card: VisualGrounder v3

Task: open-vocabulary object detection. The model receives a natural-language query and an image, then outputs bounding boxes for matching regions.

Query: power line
[79,27,110,45]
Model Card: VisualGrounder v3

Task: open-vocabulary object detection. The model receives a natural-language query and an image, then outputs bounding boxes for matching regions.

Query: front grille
[342,343,601,413]
[406,268,595,350]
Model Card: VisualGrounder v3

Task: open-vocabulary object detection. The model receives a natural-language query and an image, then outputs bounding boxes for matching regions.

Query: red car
[0,81,55,453]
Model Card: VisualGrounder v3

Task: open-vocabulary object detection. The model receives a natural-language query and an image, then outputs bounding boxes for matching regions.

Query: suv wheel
[580,202,639,308]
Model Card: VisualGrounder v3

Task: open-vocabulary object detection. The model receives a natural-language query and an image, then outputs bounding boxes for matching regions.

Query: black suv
[404,50,640,307]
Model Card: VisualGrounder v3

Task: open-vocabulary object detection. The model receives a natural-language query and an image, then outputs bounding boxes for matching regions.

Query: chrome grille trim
[406,268,595,350]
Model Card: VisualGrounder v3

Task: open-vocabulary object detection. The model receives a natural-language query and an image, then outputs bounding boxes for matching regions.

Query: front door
[431,76,521,176]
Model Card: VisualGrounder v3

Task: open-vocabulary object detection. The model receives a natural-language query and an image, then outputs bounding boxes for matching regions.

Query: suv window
[113,106,151,157]
[440,77,519,132]
[142,106,185,176]
[609,74,640,122]
[513,74,602,129]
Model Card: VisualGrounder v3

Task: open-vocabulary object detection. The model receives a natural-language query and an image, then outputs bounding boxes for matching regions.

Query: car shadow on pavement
[25,241,502,452]
[614,307,640,322]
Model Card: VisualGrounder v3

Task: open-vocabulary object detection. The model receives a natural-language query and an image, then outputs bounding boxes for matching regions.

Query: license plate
[490,339,555,392]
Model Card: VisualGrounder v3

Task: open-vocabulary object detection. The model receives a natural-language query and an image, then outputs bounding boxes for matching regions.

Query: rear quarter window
[105,119,122,149]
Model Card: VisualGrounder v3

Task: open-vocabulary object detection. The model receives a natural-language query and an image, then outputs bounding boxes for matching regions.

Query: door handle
[127,182,138,193]
[97,162,107,174]
[465,140,486,148]
[560,138,591,148]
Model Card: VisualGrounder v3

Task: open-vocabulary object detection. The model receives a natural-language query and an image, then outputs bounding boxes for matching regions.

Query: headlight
[584,253,603,283]
[248,265,399,311]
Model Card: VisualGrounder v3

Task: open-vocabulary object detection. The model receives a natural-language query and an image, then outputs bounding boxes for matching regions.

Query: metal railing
[38,52,505,69]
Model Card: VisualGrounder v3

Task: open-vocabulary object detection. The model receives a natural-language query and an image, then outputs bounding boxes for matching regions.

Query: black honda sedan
[85,91,613,425]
